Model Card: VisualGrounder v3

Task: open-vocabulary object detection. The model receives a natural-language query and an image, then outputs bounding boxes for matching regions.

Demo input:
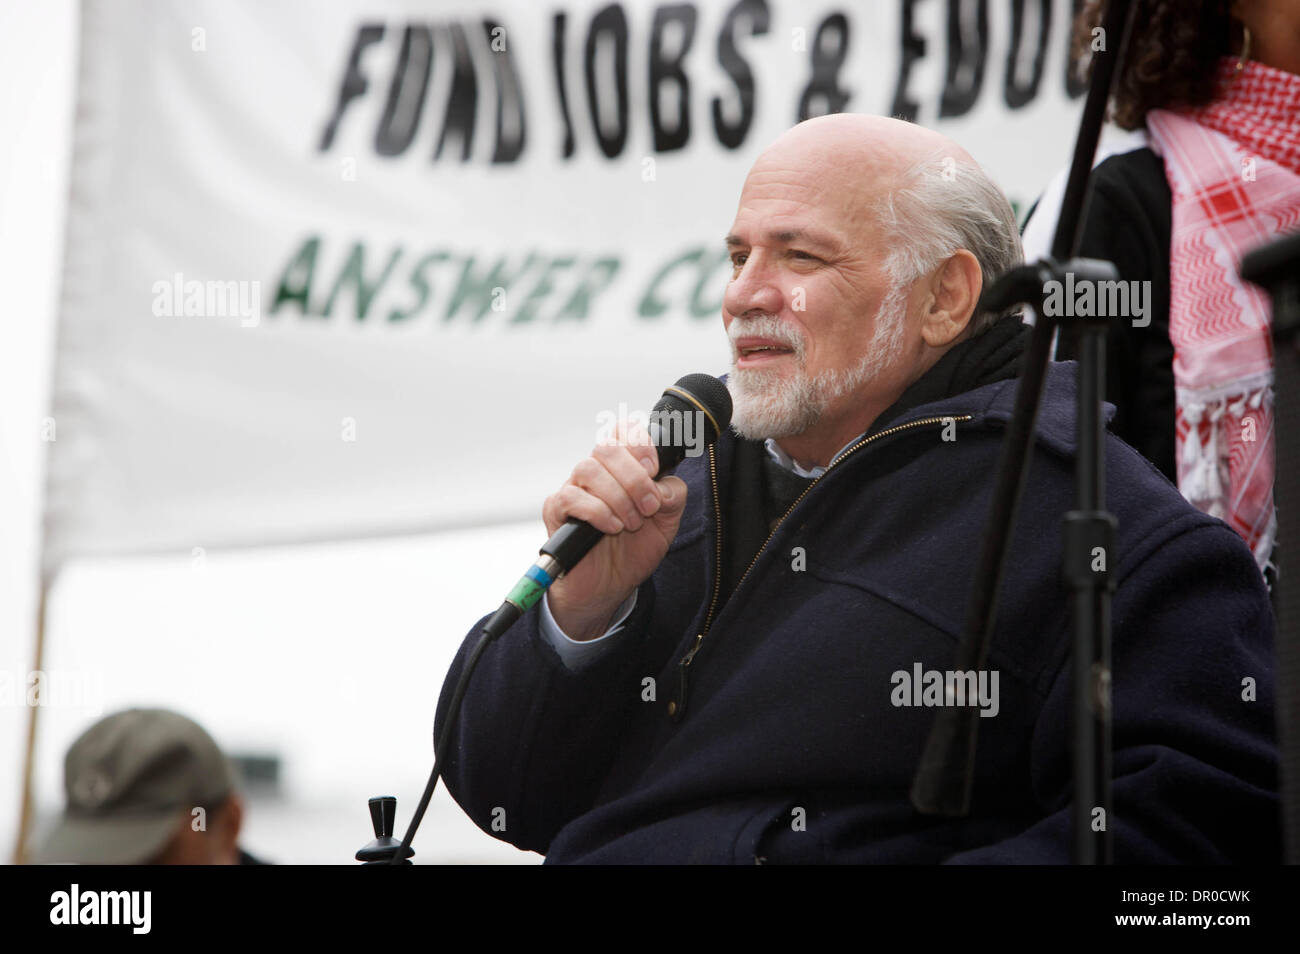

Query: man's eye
[731,253,748,269]
[790,250,818,262]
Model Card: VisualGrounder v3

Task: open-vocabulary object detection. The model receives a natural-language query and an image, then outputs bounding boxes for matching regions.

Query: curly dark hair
[1074,0,1243,129]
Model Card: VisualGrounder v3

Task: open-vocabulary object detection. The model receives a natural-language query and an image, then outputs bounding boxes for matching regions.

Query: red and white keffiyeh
[1146,57,1300,576]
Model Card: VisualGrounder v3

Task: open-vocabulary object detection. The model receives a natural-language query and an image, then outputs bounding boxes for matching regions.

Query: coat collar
[877,359,1116,460]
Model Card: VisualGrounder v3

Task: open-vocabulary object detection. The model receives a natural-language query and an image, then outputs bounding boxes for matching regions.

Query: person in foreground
[436,114,1277,864]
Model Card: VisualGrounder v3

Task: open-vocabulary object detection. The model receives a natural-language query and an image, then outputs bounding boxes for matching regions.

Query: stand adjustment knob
[356,795,414,864]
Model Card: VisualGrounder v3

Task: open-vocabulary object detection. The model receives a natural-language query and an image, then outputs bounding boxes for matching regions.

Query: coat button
[667,701,677,716]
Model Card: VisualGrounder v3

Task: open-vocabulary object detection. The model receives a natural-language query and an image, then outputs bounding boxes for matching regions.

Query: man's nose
[724,254,784,319]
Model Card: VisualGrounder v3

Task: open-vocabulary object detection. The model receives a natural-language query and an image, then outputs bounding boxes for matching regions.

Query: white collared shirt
[761,433,866,479]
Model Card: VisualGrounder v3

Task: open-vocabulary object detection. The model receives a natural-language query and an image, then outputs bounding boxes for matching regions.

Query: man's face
[147,797,242,864]
[722,154,915,440]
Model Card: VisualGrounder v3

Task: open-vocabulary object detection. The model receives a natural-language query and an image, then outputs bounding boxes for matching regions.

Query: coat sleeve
[943,521,1279,864]
[433,580,657,854]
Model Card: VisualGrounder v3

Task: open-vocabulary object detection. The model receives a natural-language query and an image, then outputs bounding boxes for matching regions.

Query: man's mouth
[734,338,797,367]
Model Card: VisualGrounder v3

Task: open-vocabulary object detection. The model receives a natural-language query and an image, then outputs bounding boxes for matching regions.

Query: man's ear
[919,249,982,347]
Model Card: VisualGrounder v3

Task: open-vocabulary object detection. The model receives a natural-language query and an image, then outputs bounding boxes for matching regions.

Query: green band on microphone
[506,574,547,611]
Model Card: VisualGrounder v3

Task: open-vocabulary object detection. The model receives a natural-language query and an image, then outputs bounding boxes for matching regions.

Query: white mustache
[728,316,805,360]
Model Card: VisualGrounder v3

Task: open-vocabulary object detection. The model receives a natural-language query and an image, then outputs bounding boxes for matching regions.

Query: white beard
[727,283,910,440]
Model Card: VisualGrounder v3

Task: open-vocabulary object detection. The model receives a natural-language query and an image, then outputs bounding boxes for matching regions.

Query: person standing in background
[1023,0,1300,586]
[35,708,268,865]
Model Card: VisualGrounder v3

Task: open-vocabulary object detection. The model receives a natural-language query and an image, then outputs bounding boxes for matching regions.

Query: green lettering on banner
[271,235,321,315]
[269,242,625,326]
[689,247,729,318]
[388,251,451,322]
[446,253,539,322]
[637,246,728,319]
[512,257,574,324]
[552,257,621,321]
[638,247,704,318]
[322,242,402,320]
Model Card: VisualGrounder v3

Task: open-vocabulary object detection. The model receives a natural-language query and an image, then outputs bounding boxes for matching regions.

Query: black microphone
[493,373,732,628]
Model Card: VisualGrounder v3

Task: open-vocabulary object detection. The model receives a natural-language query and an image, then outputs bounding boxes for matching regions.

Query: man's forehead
[729,147,892,246]
[726,114,973,249]
[739,155,884,203]
[728,179,874,252]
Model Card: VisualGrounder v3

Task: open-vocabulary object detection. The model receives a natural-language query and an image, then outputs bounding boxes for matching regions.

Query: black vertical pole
[1242,231,1300,864]
[1067,328,1116,865]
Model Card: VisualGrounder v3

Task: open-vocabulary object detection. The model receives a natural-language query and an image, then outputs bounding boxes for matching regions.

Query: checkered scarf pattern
[1146,57,1300,576]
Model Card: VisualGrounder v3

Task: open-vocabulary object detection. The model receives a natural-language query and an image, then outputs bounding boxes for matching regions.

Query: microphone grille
[667,373,733,438]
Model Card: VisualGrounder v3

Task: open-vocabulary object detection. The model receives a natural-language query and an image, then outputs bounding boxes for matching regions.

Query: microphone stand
[909,0,1137,865]
[352,580,547,864]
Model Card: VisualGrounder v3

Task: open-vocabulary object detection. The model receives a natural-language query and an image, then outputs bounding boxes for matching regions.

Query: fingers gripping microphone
[482,373,733,641]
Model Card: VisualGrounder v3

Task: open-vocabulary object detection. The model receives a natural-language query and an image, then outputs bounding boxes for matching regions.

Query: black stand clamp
[356,795,415,864]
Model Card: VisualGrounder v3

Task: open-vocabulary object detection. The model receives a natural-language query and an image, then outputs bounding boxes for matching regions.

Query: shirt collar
[763,433,865,479]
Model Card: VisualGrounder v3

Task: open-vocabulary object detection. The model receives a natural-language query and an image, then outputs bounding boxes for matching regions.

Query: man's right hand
[542,423,688,641]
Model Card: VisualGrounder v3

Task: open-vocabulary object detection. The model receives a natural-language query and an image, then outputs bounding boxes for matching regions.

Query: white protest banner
[43,0,1086,567]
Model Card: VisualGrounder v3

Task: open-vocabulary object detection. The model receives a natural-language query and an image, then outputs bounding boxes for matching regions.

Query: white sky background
[0,1,539,864]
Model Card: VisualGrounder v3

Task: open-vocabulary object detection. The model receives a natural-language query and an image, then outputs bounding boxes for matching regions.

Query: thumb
[656,476,688,517]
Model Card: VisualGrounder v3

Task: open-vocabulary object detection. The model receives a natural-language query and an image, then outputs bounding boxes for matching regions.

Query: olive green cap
[38,708,235,865]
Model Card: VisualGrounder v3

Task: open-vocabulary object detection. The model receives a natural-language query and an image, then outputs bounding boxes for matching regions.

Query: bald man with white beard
[435,114,1278,864]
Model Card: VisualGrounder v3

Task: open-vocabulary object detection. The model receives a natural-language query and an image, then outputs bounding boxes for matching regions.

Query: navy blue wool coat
[435,361,1277,863]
